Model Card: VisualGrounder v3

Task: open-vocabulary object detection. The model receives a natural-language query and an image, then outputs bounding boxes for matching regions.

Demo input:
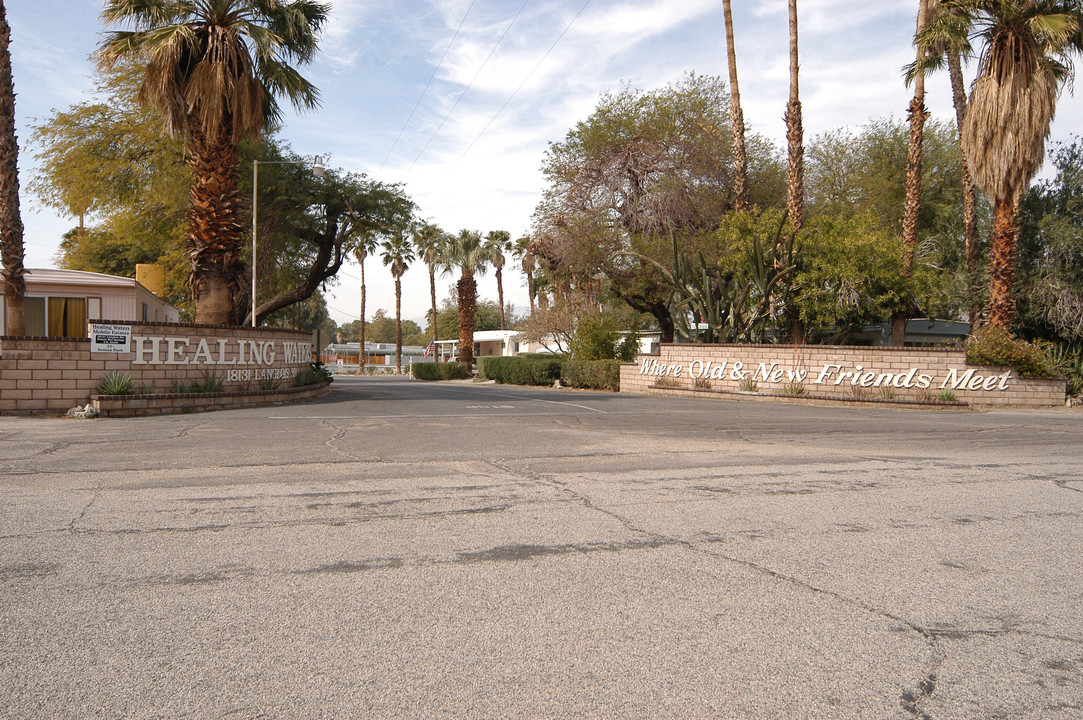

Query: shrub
[293,362,334,387]
[561,359,620,391]
[966,326,1056,377]
[485,356,564,385]
[412,362,470,381]
[780,381,805,396]
[936,388,958,402]
[96,371,135,395]
[193,371,224,393]
[738,378,758,393]
[1045,343,1082,398]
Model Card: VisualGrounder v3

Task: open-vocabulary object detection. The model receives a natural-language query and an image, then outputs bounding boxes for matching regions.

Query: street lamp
[251,155,326,327]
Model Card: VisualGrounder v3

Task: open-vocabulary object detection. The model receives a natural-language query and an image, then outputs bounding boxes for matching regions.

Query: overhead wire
[450,0,594,169]
[405,0,531,175]
[376,0,478,174]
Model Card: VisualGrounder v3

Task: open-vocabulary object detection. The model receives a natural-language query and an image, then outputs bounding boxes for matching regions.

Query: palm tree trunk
[894,0,931,346]
[358,258,367,373]
[186,119,246,325]
[428,265,438,342]
[457,271,477,372]
[985,197,1018,329]
[784,0,804,232]
[722,0,749,212]
[496,268,506,330]
[394,277,403,374]
[526,271,536,315]
[948,50,981,328]
[902,0,930,270]
[0,1,25,336]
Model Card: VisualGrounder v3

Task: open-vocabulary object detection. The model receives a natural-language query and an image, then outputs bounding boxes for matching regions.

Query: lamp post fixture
[251,155,325,327]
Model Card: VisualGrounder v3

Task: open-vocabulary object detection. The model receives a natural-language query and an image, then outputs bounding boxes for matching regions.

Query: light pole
[251,155,325,327]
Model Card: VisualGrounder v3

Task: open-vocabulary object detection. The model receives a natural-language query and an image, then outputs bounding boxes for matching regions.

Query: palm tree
[412,221,447,343]
[924,0,1082,329]
[353,233,378,373]
[722,0,749,212]
[483,230,513,329]
[97,0,328,325]
[902,0,933,267]
[0,0,25,336]
[785,0,804,231]
[441,229,488,372]
[513,235,537,315]
[381,233,415,374]
[893,0,934,346]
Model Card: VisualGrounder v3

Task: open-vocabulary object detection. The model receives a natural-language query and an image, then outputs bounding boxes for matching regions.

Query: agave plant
[95,371,135,396]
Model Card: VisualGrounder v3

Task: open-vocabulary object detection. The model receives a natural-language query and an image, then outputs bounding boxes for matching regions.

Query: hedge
[484,356,564,386]
[411,362,471,381]
[561,359,621,391]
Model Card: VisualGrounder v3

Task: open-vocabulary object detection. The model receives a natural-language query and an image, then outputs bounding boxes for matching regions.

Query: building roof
[25,268,143,288]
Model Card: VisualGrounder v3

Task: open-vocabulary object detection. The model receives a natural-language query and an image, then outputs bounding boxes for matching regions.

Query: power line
[450,0,594,170]
[377,0,478,175]
[406,0,531,175]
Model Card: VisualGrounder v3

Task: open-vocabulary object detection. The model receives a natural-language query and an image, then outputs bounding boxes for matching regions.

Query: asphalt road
[1,376,1081,719]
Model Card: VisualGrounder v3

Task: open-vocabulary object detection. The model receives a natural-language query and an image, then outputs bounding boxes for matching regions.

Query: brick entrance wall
[619,344,1067,408]
[1,321,316,415]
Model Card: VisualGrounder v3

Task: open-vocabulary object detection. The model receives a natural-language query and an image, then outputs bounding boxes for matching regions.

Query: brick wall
[1,321,316,415]
[619,343,1067,408]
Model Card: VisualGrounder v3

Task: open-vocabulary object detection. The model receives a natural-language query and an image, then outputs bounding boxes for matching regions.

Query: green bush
[966,326,1056,377]
[485,356,564,385]
[95,371,135,396]
[293,361,334,387]
[411,362,470,381]
[561,359,620,391]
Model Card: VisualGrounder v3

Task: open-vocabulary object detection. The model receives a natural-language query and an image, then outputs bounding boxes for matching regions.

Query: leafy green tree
[433,297,502,342]
[531,72,785,342]
[97,0,329,324]
[1016,137,1083,342]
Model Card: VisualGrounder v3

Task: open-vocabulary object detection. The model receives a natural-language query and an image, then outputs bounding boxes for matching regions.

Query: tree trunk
[526,271,536,315]
[722,0,749,212]
[785,0,803,231]
[0,0,25,336]
[358,257,367,373]
[186,119,246,325]
[985,197,1018,330]
[457,271,477,372]
[496,268,506,330]
[394,277,402,374]
[948,51,981,328]
[429,265,438,342]
[901,0,930,272]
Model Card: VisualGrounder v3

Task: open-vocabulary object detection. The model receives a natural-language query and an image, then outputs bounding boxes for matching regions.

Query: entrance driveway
[1,377,1081,719]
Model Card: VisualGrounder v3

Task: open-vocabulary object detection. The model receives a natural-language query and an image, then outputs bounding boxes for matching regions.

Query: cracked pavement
[1,376,1081,719]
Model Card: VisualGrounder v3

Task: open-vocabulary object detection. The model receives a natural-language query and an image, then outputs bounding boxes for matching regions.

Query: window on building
[47,297,88,338]
[25,297,46,336]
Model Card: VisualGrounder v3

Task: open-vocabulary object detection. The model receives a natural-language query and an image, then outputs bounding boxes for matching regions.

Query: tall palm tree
[412,221,447,343]
[924,0,1082,329]
[785,0,804,231]
[0,0,25,336]
[947,49,983,327]
[902,0,933,268]
[353,233,378,373]
[722,0,749,212]
[381,232,415,374]
[894,0,934,346]
[513,234,537,315]
[441,229,488,372]
[483,230,513,329]
[97,0,328,325]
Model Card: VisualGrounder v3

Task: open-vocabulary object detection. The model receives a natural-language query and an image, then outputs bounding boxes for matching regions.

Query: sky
[8,0,1083,328]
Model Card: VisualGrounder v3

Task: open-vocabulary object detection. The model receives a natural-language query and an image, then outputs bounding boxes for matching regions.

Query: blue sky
[8,0,1082,327]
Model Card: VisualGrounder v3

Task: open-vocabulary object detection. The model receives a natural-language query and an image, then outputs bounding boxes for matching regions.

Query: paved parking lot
[1,376,1081,719]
